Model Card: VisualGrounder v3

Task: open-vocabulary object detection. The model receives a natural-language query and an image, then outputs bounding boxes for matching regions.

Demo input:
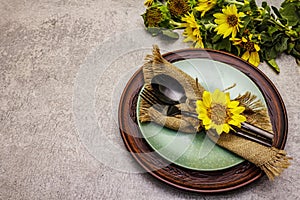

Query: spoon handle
[241,122,274,140]
[234,130,272,147]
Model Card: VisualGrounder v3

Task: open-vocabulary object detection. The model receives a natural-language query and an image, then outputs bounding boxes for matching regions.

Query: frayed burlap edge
[259,147,292,181]
[235,91,273,132]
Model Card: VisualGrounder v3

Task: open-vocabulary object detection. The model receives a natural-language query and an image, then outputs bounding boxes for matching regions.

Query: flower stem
[253,18,286,30]
[170,19,183,27]
[270,18,285,29]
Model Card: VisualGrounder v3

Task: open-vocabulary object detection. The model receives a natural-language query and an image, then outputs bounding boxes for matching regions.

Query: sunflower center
[210,103,227,125]
[168,0,190,16]
[227,15,238,27]
[145,8,162,27]
[244,41,256,52]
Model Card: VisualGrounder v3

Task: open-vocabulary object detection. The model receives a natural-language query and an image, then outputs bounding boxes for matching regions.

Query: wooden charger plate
[118,49,288,193]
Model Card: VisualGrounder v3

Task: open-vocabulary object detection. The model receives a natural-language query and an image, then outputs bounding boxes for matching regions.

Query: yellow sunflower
[231,34,261,66]
[181,13,204,48]
[214,4,245,38]
[195,0,217,17]
[196,89,246,135]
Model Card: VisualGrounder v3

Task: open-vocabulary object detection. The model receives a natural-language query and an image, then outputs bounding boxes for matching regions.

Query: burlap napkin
[139,45,291,180]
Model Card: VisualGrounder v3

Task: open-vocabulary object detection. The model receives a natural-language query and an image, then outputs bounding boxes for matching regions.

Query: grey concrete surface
[0,0,299,199]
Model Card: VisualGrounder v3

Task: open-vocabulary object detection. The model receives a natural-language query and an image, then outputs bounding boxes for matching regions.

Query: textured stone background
[1,0,299,199]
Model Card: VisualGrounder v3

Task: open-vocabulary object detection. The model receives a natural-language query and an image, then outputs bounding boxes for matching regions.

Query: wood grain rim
[118,48,288,193]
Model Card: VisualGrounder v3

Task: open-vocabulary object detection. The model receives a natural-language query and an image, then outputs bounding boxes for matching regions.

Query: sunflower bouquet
[142,0,300,72]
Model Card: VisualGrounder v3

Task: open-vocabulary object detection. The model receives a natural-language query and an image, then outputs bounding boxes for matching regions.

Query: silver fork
[140,88,187,116]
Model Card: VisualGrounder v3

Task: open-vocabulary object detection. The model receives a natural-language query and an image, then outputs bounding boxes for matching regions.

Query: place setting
[118,45,291,193]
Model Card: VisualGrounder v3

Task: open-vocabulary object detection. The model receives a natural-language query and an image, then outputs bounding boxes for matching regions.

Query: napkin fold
[139,45,291,180]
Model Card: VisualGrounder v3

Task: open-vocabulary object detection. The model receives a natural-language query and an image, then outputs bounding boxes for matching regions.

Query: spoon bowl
[151,74,187,104]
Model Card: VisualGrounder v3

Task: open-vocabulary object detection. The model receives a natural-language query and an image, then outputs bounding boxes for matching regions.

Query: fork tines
[140,88,164,112]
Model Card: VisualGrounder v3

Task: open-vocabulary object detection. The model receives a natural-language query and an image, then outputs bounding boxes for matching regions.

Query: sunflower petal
[238,12,246,18]
[232,27,238,38]
[205,123,212,130]
[223,27,233,38]
[232,114,247,122]
[202,91,212,107]
[249,51,260,66]
[254,44,260,51]
[228,119,239,126]
[212,89,226,104]
[242,51,250,60]
[230,5,238,15]
[213,13,226,19]
[202,117,212,125]
[196,100,204,107]
[215,18,227,24]
[215,124,223,135]
[228,100,239,108]
[199,113,208,119]
[196,107,207,116]
[216,23,229,33]
[230,106,245,114]
[222,124,230,133]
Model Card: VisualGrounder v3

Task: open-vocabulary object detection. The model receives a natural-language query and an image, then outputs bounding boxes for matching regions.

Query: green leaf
[161,29,179,39]
[281,0,300,8]
[234,45,241,56]
[280,3,299,26]
[262,1,270,11]
[146,27,162,36]
[266,59,280,73]
[295,42,300,52]
[206,42,213,49]
[274,37,289,53]
[287,42,295,54]
[213,38,231,52]
[249,0,258,10]
[267,26,278,36]
[159,5,171,20]
[212,34,221,43]
[272,32,285,43]
[292,48,300,59]
[240,16,251,34]
[271,6,282,18]
[264,47,277,60]
[260,32,272,44]
[189,0,198,7]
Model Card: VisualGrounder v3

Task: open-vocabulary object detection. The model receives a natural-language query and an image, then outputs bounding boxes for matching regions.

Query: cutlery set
[140,74,274,147]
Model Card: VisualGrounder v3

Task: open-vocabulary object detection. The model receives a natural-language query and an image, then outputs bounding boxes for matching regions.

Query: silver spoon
[151,74,187,104]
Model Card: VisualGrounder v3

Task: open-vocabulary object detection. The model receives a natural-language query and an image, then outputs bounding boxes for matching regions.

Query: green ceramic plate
[137,58,267,171]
